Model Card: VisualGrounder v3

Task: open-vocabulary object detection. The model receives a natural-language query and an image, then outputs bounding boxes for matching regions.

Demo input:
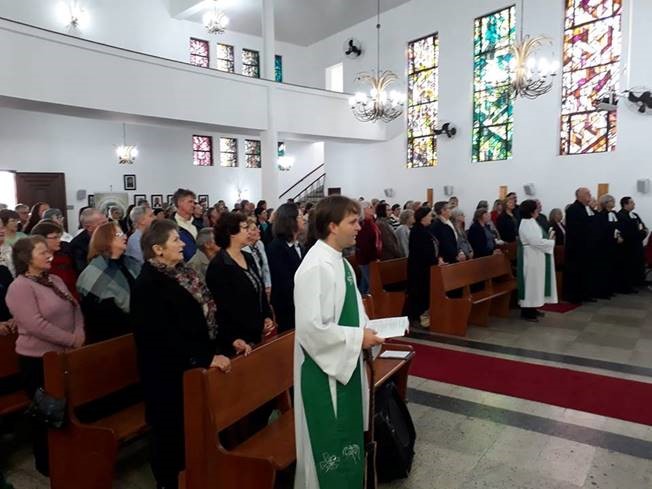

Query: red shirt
[356,218,382,265]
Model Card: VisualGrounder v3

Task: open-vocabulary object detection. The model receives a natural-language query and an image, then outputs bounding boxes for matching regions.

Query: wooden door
[15,172,67,226]
[327,187,341,195]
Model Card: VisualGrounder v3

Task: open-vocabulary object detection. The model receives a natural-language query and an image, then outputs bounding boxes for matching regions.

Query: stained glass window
[190,38,209,68]
[278,141,286,157]
[245,140,261,168]
[217,43,234,73]
[192,135,213,166]
[275,55,283,82]
[407,33,439,168]
[472,7,515,162]
[560,0,622,155]
[242,49,260,78]
[219,137,238,167]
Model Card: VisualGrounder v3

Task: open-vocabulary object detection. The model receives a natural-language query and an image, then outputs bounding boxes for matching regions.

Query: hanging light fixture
[116,123,138,164]
[349,0,405,123]
[203,0,229,35]
[56,1,88,30]
[509,0,560,99]
[277,142,294,171]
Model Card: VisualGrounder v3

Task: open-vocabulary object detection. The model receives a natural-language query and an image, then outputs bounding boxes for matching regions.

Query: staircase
[279,164,325,203]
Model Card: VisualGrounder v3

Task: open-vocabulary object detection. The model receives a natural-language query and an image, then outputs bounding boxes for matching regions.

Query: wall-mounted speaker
[76,189,87,201]
[523,183,536,196]
[383,188,395,198]
[637,178,650,194]
[443,185,454,197]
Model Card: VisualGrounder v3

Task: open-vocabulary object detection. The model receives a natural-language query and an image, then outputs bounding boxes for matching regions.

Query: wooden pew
[44,334,148,489]
[181,331,295,489]
[369,258,407,318]
[0,333,29,417]
[429,254,516,336]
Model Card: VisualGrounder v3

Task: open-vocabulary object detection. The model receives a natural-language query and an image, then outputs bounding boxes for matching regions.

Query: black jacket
[69,231,91,274]
[496,212,518,243]
[130,262,217,424]
[206,249,272,354]
[266,238,302,333]
[406,224,439,319]
[468,222,495,258]
[551,222,566,246]
[0,265,13,321]
[430,219,458,263]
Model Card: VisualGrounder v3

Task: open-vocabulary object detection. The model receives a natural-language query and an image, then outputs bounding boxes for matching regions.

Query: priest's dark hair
[620,196,633,207]
[214,211,247,248]
[519,200,538,219]
[314,196,361,240]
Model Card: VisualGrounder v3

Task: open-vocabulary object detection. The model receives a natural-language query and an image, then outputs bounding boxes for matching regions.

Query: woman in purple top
[6,236,85,476]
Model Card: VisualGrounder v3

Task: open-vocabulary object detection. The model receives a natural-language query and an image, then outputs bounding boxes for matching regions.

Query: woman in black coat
[265,204,303,333]
[497,198,518,243]
[406,207,441,328]
[207,212,275,355]
[468,209,497,258]
[130,220,232,489]
[548,208,566,246]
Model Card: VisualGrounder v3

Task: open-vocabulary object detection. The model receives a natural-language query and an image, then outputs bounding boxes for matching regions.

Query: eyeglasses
[46,235,62,240]
[114,232,125,238]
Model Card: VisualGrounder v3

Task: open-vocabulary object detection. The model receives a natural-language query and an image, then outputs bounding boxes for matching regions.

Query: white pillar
[261,87,279,206]
[262,0,275,80]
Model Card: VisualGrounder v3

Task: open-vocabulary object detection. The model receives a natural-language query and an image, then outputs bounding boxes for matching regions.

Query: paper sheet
[379,350,411,359]
[367,316,409,339]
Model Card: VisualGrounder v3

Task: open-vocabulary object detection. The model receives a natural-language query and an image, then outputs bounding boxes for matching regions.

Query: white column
[261,87,279,206]
[262,0,275,80]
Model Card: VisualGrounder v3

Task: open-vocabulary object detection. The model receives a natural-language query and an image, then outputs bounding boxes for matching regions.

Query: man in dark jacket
[618,196,648,289]
[69,208,107,274]
[563,187,596,303]
[430,201,463,264]
[355,202,382,294]
[172,188,198,262]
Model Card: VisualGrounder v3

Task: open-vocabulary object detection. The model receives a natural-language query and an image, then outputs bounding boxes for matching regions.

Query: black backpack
[372,380,416,482]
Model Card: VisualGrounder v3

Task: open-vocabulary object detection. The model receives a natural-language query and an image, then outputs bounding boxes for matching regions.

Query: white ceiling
[171,0,413,46]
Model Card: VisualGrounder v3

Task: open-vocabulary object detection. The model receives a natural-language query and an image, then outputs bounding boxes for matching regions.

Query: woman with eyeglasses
[207,212,275,357]
[31,220,79,300]
[76,222,141,344]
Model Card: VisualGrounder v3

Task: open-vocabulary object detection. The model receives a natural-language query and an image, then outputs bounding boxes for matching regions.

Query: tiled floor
[3,292,652,488]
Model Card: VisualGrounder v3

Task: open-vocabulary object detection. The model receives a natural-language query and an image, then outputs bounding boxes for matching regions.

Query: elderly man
[126,206,154,264]
[42,208,73,242]
[69,208,108,273]
[173,188,198,261]
[14,204,29,231]
[564,187,596,304]
[188,228,219,278]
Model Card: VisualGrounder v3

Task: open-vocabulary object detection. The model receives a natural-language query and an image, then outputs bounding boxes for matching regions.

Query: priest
[563,188,596,304]
[617,196,649,289]
[517,200,557,321]
[294,195,384,489]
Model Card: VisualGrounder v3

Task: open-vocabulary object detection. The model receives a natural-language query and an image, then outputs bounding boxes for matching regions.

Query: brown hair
[88,222,121,261]
[31,220,63,238]
[12,235,47,276]
[313,196,360,240]
[141,219,179,261]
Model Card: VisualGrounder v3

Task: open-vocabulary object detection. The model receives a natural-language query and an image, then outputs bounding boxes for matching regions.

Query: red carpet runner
[403,341,652,426]
[539,303,580,314]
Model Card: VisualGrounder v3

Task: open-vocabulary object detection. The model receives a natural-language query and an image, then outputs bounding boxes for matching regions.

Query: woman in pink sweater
[6,235,84,477]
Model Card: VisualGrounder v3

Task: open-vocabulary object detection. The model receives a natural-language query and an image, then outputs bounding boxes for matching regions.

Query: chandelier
[57,1,87,29]
[203,0,229,35]
[116,123,138,164]
[349,0,405,123]
[509,0,559,99]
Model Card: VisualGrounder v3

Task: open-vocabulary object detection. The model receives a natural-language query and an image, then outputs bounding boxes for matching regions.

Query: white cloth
[243,240,271,288]
[174,213,198,239]
[287,240,302,259]
[293,239,368,489]
[519,218,557,308]
[585,206,595,217]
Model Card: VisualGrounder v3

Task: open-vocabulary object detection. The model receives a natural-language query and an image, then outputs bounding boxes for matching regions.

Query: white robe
[293,240,369,489]
[519,218,558,307]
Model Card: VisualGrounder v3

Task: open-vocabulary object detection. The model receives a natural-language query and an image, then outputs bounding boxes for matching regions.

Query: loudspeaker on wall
[384,188,395,198]
[637,179,650,194]
[523,183,536,196]
[76,189,87,201]
[443,185,454,196]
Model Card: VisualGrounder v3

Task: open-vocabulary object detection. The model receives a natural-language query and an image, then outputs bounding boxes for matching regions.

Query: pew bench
[181,331,295,489]
[0,333,29,417]
[44,334,147,489]
[369,258,408,318]
[429,254,516,336]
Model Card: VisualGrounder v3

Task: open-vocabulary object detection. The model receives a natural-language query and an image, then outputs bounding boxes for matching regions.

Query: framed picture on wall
[134,194,146,206]
[123,174,137,191]
[151,194,163,208]
[166,194,174,205]
[198,194,209,207]
[87,194,95,207]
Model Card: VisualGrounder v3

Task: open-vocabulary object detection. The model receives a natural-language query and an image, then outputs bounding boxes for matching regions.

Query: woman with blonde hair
[76,222,141,343]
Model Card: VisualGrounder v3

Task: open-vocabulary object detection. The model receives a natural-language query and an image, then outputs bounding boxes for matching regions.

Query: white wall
[0,107,263,229]
[277,141,324,197]
[0,0,316,87]
[313,0,652,221]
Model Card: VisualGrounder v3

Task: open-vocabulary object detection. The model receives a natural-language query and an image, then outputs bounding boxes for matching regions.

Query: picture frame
[87,194,95,207]
[123,174,137,191]
[166,194,174,205]
[198,194,209,207]
[134,194,147,206]
[151,194,163,208]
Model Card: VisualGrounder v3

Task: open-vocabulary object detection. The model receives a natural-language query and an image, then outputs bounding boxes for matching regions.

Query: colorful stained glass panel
[242,49,260,78]
[219,137,238,167]
[245,139,261,168]
[407,33,439,168]
[563,17,621,70]
[192,135,213,166]
[275,55,283,82]
[472,6,515,163]
[217,43,234,73]
[565,0,621,29]
[190,38,209,68]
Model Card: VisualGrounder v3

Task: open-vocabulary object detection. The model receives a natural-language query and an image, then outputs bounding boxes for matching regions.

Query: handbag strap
[363,348,375,440]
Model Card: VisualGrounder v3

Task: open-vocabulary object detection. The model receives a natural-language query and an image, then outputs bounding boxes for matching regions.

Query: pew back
[0,333,29,417]
[369,258,408,318]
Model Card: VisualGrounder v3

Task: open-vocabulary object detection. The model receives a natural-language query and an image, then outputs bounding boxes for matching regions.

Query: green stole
[301,260,364,488]
[517,223,552,301]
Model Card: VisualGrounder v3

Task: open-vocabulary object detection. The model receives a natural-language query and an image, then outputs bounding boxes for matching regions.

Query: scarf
[25,272,77,305]
[148,259,218,340]
[76,255,141,313]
